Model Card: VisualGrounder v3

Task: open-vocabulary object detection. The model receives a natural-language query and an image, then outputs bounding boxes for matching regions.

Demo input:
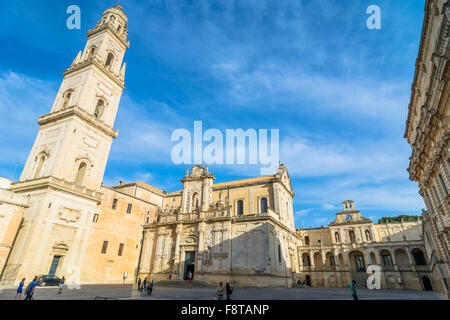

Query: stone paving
[0,284,445,300]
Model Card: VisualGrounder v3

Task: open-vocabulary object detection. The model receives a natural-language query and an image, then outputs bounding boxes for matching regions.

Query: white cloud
[295,209,312,217]
[322,203,338,210]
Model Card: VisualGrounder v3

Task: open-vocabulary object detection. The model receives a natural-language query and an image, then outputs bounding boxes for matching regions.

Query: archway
[313,252,323,270]
[325,252,335,267]
[349,251,365,272]
[302,253,311,266]
[380,249,393,267]
[422,276,433,291]
[305,275,311,286]
[412,248,426,265]
[394,248,410,269]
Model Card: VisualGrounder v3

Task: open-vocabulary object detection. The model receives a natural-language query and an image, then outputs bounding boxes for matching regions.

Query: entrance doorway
[49,256,61,276]
[305,275,311,286]
[422,276,433,291]
[183,251,195,280]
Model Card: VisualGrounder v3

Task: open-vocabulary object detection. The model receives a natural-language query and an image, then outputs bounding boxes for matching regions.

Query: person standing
[138,278,142,291]
[58,276,65,294]
[188,271,192,284]
[350,280,358,300]
[225,283,233,300]
[215,282,225,300]
[24,277,37,300]
[143,278,147,293]
[148,280,154,296]
[15,278,25,300]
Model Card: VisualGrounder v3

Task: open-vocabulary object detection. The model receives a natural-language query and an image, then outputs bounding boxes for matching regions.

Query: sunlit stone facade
[405,0,450,298]
[0,4,444,294]
[297,201,430,291]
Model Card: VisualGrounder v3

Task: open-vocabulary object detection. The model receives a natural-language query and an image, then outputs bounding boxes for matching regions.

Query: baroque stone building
[138,164,301,287]
[0,4,442,294]
[297,201,431,291]
[405,0,450,298]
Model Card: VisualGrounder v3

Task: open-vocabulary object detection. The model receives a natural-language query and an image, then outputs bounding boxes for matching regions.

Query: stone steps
[155,280,214,288]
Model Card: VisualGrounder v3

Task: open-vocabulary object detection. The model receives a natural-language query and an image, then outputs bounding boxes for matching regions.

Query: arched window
[237,200,244,215]
[117,25,122,33]
[88,47,96,59]
[75,162,87,185]
[62,91,71,109]
[304,236,310,246]
[365,229,372,241]
[335,232,340,242]
[260,197,268,213]
[34,154,45,179]
[105,53,114,68]
[94,99,105,119]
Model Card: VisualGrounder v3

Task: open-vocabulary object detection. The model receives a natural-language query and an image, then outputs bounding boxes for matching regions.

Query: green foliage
[378,215,421,224]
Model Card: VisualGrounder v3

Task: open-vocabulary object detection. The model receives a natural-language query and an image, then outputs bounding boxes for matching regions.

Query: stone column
[196,222,205,274]
[228,220,233,274]
[249,186,253,214]
[273,183,280,213]
[173,224,183,276]
[358,226,364,243]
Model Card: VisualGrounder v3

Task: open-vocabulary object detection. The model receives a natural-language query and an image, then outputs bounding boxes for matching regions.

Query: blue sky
[0,0,426,227]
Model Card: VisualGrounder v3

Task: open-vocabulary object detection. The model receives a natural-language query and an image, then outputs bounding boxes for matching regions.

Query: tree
[378,215,421,224]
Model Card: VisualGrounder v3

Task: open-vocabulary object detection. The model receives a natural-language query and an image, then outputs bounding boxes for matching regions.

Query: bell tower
[1,5,129,285]
[19,4,129,191]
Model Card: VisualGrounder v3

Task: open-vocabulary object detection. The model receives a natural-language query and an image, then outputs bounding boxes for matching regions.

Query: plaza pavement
[0,284,445,300]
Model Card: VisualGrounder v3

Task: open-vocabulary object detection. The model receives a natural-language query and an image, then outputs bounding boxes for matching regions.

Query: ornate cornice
[87,22,129,49]
[38,105,119,139]
[63,56,125,89]
[10,176,102,203]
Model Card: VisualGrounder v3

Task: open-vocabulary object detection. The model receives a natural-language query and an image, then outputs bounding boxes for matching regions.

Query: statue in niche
[202,230,214,267]
[203,246,213,266]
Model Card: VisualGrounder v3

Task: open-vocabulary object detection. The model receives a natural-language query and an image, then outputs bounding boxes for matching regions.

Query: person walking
[138,278,142,291]
[148,280,154,296]
[58,276,65,294]
[15,278,25,300]
[143,278,147,293]
[225,283,233,300]
[24,276,37,300]
[350,280,358,300]
[215,282,225,300]
[188,271,192,284]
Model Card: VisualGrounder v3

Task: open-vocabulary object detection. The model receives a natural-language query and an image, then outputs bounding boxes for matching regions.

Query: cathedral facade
[138,164,300,287]
[0,4,443,294]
